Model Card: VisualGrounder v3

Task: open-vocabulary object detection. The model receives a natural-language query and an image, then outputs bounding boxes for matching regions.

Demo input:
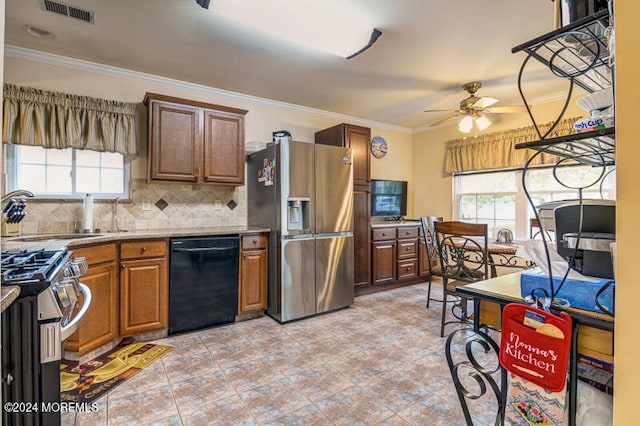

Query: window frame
[452,165,616,240]
[3,144,131,201]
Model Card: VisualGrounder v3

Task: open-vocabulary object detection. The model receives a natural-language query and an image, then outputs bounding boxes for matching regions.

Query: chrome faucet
[1,189,35,203]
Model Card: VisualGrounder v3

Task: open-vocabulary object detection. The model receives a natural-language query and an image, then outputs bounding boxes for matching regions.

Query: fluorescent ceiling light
[210,0,379,58]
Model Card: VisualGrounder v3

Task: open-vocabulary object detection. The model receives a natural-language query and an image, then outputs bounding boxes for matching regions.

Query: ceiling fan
[424,81,528,133]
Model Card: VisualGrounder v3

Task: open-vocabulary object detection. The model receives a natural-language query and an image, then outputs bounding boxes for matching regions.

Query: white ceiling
[4,0,571,131]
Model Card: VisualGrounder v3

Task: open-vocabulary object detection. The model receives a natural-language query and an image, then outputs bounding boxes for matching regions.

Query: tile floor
[62,279,500,425]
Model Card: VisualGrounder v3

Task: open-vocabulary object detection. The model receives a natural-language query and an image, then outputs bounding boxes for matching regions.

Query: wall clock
[371,136,388,159]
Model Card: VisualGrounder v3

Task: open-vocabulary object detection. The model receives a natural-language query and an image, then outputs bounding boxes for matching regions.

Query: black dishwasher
[169,236,239,334]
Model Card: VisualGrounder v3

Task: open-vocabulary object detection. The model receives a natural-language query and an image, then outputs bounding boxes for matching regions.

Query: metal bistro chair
[420,216,444,308]
[434,221,489,337]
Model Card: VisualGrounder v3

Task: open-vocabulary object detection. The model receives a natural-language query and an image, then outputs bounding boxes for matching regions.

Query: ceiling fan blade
[424,109,462,113]
[484,105,530,114]
[429,114,463,127]
[473,96,499,109]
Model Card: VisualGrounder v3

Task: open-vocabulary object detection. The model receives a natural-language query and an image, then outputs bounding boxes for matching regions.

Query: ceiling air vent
[39,0,95,24]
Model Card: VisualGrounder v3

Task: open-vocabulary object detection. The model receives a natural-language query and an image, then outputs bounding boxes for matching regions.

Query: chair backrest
[433,221,489,283]
[420,216,443,263]
[530,217,554,240]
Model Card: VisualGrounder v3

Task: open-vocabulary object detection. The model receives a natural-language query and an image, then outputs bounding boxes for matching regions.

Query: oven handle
[61,283,92,341]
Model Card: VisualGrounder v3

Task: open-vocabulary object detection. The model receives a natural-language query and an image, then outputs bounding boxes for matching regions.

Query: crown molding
[5,45,412,134]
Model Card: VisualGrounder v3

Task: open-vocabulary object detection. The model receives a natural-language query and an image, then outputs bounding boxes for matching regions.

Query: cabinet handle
[121,264,126,269]
[252,239,258,244]
[141,247,147,253]
[204,176,209,180]
[382,233,387,237]
[193,176,198,182]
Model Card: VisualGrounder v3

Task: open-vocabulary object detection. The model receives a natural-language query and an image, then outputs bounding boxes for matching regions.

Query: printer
[536,199,615,279]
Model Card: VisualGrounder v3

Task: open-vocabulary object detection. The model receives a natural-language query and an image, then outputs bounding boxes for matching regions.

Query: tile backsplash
[19,179,246,235]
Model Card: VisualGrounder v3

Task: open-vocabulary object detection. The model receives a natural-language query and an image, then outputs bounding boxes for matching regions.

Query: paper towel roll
[83,193,94,231]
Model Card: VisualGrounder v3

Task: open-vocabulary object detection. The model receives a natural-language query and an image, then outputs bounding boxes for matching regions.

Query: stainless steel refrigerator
[247,140,354,322]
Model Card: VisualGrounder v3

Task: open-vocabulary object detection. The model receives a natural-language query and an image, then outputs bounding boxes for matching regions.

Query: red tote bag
[499,303,572,392]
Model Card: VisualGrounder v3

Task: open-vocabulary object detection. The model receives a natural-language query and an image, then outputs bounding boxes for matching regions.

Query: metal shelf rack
[512,9,614,167]
[512,9,612,94]
[514,127,614,166]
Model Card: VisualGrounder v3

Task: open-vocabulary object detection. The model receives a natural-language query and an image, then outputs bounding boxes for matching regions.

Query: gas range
[1,248,91,426]
[1,248,88,326]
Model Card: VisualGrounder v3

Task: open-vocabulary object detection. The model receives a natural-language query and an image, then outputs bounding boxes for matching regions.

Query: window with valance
[444,117,581,174]
[2,84,138,155]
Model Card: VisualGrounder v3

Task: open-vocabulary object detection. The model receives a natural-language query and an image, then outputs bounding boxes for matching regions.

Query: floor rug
[60,337,173,404]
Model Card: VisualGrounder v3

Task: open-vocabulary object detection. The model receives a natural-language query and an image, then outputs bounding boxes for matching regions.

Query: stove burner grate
[1,248,68,284]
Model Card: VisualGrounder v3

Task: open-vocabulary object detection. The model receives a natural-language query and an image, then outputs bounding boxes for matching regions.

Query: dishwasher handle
[172,246,237,253]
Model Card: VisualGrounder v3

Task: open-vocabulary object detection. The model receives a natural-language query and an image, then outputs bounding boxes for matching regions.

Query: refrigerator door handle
[283,234,315,240]
[315,232,353,239]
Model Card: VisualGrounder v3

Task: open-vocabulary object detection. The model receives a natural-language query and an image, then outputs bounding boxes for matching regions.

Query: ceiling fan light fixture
[475,115,492,131]
[210,0,378,58]
[458,116,474,133]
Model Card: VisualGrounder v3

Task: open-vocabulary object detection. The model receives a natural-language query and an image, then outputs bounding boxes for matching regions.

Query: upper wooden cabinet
[315,123,371,188]
[144,93,248,185]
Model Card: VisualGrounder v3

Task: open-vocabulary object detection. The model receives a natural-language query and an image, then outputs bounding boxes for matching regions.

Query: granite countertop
[1,286,21,313]
[371,220,421,228]
[1,226,271,251]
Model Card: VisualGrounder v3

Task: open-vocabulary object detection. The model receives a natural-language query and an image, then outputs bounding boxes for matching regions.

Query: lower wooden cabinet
[119,239,168,336]
[418,230,431,277]
[372,228,396,285]
[239,234,268,313]
[66,233,269,354]
[370,225,424,289]
[65,243,118,355]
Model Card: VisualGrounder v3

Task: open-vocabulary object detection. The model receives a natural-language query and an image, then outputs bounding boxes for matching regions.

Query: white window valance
[444,116,581,174]
[2,84,138,156]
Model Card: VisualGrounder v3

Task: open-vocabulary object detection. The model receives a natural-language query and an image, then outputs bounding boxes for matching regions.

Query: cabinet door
[65,262,118,354]
[353,190,371,287]
[202,109,245,184]
[239,249,268,313]
[148,100,201,182]
[419,238,431,276]
[372,241,395,285]
[120,257,168,336]
[345,125,371,187]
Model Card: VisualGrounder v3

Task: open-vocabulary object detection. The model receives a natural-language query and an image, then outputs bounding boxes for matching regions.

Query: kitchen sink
[8,233,105,242]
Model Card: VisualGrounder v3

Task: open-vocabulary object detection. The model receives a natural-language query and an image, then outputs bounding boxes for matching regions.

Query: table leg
[569,323,580,426]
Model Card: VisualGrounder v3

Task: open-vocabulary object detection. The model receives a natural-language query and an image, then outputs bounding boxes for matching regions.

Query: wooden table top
[447,239,524,255]
[486,241,522,255]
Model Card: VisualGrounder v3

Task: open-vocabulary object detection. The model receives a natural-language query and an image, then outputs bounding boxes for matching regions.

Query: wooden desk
[454,272,614,426]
